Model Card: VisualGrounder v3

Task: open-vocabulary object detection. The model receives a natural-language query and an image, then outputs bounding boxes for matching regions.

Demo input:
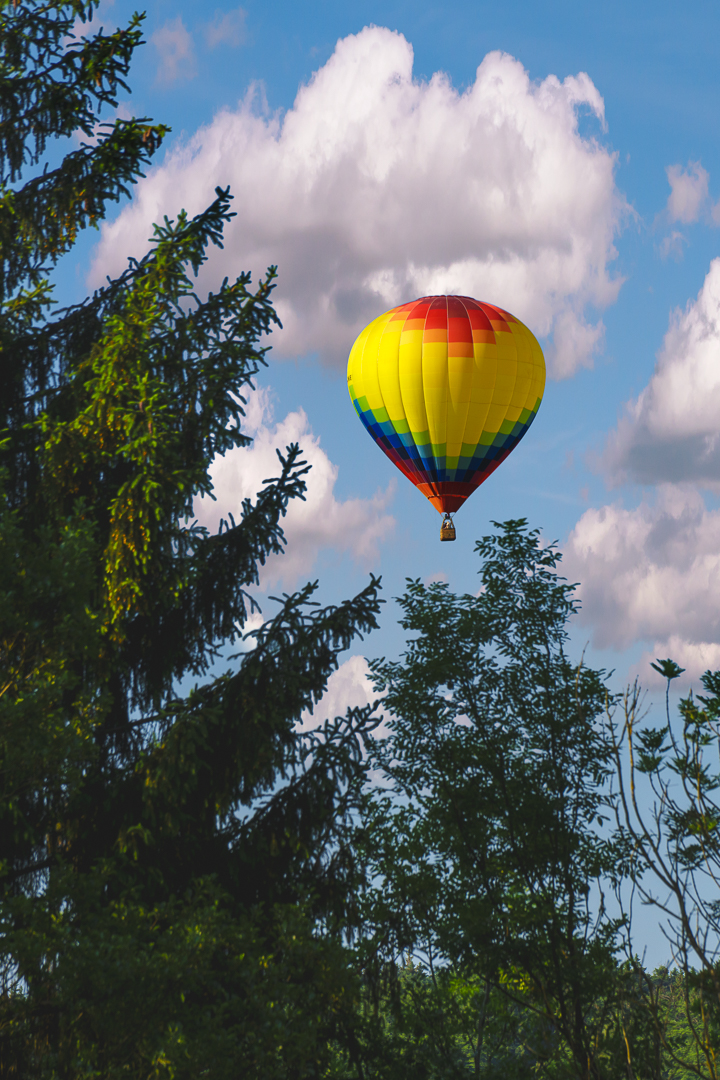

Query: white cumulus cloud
[91,27,626,378]
[665,160,710,224]
[193,387,395,589]
[630,637,720,691]
[603,259,720,486]
[563,486,720,653]
[205,7,247,49]
[658,229,688,262]
[151,16,197,86]
[298,654,377,731]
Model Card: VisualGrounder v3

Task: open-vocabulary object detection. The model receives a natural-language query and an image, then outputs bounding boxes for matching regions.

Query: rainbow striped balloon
[347,295,545,515]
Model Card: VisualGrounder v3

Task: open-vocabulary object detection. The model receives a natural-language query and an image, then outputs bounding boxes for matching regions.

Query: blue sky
[62,0,720,720]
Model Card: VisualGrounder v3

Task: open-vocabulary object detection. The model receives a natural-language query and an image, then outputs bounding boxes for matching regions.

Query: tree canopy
[0,3,381,1075]
[355,522,625,1079]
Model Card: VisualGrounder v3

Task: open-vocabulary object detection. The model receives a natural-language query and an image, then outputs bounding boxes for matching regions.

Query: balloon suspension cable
[440,513,456,542]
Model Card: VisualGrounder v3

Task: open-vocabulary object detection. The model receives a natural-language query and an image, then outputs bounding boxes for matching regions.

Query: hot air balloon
[347,295,545,540]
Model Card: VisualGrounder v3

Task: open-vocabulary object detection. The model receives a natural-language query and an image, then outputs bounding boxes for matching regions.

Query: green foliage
[328,960,532,1079]
[330,524,720,1078]
[612,665,720,1078]
[330,955,720,1080]
[357,522,630,1079]
[0,3,382,1075]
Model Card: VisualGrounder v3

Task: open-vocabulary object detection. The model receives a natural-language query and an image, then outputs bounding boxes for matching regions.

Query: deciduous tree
[357,521,630,1079]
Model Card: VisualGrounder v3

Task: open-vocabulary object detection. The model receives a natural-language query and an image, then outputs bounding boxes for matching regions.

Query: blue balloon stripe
[351,397,538,486]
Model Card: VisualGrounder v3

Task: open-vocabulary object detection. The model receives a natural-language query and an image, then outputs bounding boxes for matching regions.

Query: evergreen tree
[0,3,381,1075]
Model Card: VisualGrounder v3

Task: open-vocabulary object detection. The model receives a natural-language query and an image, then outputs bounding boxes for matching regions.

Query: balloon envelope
[347,295,546,514]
